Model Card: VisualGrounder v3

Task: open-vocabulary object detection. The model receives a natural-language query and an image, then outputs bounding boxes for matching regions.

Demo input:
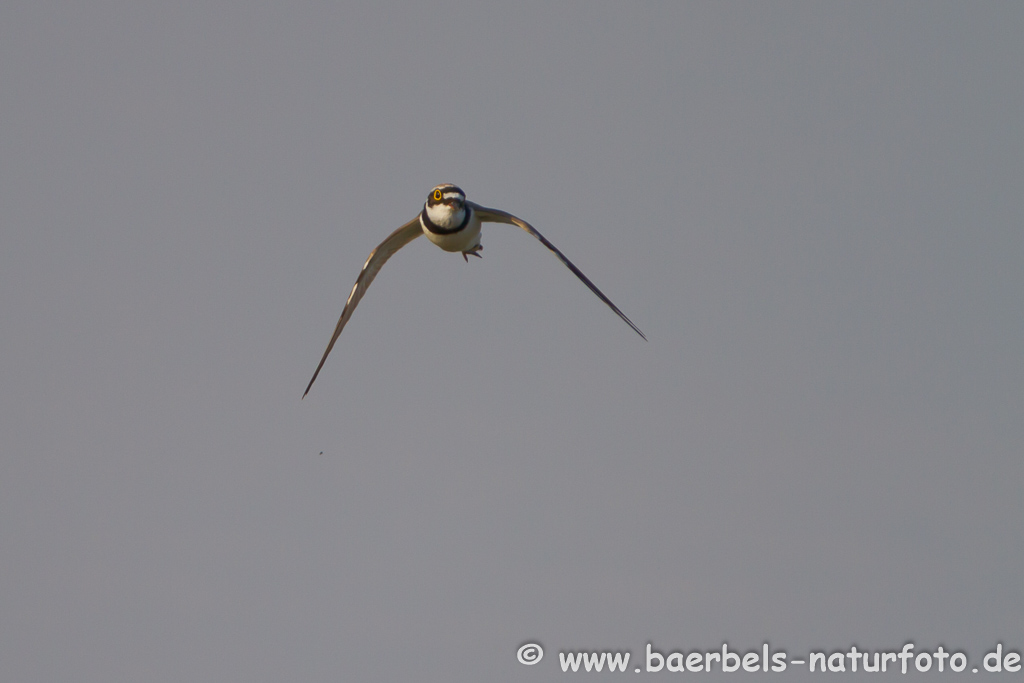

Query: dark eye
[433,189,442,201]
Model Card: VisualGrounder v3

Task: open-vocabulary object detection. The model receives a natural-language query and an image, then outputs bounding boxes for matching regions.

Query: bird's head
[424,184,467,229]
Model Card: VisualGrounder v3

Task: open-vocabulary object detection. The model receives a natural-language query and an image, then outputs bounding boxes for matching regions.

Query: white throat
[425,203,466,230]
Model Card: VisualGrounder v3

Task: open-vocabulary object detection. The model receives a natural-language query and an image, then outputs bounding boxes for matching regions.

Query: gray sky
[1,2,1022,681]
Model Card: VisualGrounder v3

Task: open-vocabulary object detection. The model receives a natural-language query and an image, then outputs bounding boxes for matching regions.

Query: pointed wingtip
[303,365,323,399]
[620,315,647,342]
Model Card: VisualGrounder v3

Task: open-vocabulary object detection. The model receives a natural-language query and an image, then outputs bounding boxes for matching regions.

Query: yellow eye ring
[433,189,442,201]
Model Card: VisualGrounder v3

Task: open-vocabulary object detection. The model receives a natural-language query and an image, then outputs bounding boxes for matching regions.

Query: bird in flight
[303,184,645,397]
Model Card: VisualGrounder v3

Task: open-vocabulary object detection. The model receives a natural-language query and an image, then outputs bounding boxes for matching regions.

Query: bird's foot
[461,245,483,262]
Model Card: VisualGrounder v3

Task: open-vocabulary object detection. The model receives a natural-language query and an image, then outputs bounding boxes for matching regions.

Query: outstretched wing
[468,202,646,340]
[303,217,423,397]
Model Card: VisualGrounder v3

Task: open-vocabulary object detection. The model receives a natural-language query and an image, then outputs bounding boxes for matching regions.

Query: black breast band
[420,206,471,235]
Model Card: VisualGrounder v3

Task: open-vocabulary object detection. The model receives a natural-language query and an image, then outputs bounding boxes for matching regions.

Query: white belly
[422,212,482,252]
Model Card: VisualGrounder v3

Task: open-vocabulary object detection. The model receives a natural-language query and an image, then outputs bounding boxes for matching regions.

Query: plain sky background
[1,2,1022,681]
